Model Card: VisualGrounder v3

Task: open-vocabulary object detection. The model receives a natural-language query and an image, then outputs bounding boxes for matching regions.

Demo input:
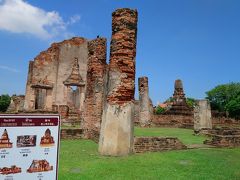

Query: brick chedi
[99,8,138,156]
[83,37,107,140]
[166,79,192,115]
[138,77,152,127]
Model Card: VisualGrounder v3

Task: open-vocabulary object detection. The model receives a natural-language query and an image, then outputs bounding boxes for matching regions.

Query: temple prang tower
[99,8,138,156]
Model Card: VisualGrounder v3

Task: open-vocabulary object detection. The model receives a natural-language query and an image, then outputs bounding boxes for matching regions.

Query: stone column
[99,8,138,156]
[83,37,107,140]
[138,77,151,127]
[194,100,212,131]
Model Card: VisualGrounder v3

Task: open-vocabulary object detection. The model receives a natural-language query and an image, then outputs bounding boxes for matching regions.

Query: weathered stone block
[194,100,212,131]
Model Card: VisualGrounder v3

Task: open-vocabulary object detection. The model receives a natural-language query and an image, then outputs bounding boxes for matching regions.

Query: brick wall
[134,137,187,153]
[60,129,83,139]
[83,37,107,140]
[151,114,193,128]
[204,128,240,147]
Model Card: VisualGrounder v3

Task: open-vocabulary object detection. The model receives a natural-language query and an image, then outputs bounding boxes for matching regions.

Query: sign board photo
[0,115,60,180]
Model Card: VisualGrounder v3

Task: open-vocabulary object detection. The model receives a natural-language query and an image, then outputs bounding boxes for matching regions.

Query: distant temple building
[165,79,193,115]
[0,129,13,149]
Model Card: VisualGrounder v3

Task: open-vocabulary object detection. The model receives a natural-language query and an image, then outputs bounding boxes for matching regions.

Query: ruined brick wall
[24,37,89,114]
[134,137,187,153]
[107,8,138,105]
[60,129,83,139]
[212,117,240,127]
[152,114,194,128]
[138,77,152,127]
[204,128,240,147]
[83,38,107,140]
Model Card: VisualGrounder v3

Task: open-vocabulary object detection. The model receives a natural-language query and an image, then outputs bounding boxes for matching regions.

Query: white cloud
[68,15,81,25]
[0,65,20,73]
[0,0,80,39]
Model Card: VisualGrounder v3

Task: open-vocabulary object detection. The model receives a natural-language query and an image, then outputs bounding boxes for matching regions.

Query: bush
[0,94,11,112]
[155,106,166,115]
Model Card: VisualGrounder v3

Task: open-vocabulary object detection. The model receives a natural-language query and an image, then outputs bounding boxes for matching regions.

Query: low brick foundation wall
[61,129,83,139]
[204,128,240,147]
[212,117,240,127]
[134,137,187,153]
[151,114,193,128]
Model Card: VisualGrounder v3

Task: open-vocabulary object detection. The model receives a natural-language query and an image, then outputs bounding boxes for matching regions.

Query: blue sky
[0,0,239,105]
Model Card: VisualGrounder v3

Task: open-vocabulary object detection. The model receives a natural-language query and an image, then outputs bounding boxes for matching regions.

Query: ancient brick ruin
[24,37,89,119]
[166,79,192,115]
[99,8,138,156]
[20,35,108,139]
[134,137,187,153]
[6,7,240,156]
[150,79,194,128]
[82,38,107,140]
[204,128,240,147]
[138,77,153,127]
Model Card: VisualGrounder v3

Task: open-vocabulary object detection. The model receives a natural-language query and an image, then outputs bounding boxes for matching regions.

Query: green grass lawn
[134,127,208,145]
[59,128,240,180]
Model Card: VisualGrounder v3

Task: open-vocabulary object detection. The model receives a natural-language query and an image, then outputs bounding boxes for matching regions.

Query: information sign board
[0,115,60,180]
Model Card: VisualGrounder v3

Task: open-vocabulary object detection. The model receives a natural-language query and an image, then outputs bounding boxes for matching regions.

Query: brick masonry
[61,129,83,139]
[151,114,193,128]
[204,128,240,147]
[83,38,107,140]
[106,8,138,105]
[99,8,138,156]
[134,137,187,153]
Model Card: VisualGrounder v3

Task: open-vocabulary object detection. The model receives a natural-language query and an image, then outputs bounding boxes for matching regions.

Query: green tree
[206,82,240,119]
[186,98,196,109]
[225,94,240,119]
[155,106,166,115]
[0,94,11,112]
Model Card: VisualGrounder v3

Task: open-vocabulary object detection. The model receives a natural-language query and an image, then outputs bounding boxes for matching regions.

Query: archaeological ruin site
[6,8,240,156]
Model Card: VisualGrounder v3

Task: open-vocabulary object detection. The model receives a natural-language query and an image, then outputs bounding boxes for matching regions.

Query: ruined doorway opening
[67,85,80,110]
[35,88,47,110]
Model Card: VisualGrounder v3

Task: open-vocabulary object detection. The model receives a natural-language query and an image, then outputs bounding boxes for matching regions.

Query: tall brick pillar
[99,8,138,156]
[139,77,151,127]
[83,37,107,141]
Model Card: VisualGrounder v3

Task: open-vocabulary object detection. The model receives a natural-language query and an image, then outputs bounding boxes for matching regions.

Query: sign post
[0,115,60,180]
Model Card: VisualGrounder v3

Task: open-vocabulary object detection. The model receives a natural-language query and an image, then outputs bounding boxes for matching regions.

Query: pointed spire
[64,57,85,86]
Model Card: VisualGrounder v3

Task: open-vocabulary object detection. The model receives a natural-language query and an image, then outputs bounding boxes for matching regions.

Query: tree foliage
[155,106,166,115]
[186,98,196,109]
[0,94,11,112]
[206,82,240,119]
